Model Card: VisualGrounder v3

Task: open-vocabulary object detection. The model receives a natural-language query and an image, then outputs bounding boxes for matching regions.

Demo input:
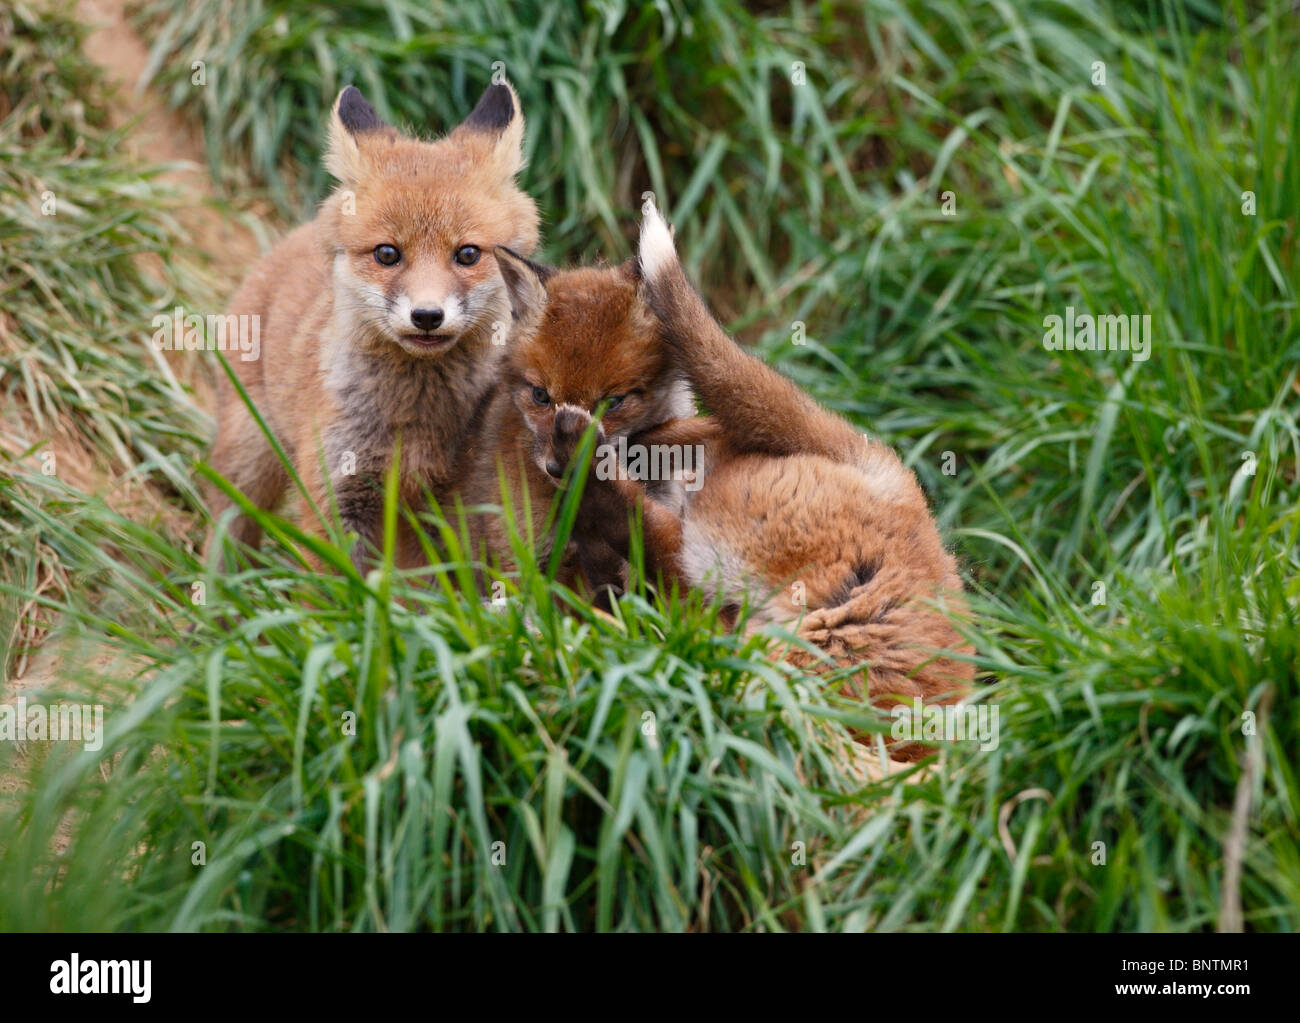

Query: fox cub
[207,83,539,569]
[493,209,973,734]
[460,255,693,590]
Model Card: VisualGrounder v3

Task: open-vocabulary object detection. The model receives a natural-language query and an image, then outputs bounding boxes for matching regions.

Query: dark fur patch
[337,86,384,135]
[461,381,499,442]
[337,478,383,539]
[497,246,555,284]
[577,538,625,610]
[827,558,881,608]
[851,558,880,588]
[463,83,515,133]
[868,598,899,624]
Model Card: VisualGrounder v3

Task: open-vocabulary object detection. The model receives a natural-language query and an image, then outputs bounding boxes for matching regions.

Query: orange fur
[491,222,974,759]
[206,83,539,571]
[460,258,693,590]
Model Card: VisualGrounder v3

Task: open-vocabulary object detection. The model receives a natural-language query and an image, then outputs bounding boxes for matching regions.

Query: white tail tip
[638,204,676,282]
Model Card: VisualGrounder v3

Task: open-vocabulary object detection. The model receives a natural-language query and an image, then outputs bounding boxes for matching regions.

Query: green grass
[2,464,915,931]
[0,1,217,677]
[0,0,1297,930]
[1,3,214,473]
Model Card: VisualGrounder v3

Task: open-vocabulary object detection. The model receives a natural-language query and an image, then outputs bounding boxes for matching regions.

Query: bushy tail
[638,206,867,466]
[640,206,974,760]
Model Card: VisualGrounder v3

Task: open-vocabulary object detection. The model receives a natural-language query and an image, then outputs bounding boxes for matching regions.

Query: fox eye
[604,394,626,411]
[374,244,401,266]
[531,385,551,406]
[454,245,482,267]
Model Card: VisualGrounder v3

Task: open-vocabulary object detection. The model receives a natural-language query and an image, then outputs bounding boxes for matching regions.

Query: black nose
[410,308,444,331]
[545,460,563,479]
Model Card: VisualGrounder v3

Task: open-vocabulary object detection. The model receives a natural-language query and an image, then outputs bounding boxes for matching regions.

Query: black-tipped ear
[463,83,516,133]
[327,87,389,183]
[495,246,553,323]
[454,81,525,179]
[336,86,386,135]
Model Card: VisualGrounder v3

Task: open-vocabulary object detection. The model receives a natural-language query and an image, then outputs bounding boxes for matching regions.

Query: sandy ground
[77,0,265,409]
[77,0,262,270]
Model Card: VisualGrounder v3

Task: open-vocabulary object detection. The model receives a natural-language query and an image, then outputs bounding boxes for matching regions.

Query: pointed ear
[454,81,526,179]
[620,256,655,310]
[495,246,552,325]
[326,86,389,184]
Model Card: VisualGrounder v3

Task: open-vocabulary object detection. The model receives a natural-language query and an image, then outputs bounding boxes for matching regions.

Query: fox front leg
[576,472,691,599]
[572,472,675,608]
[548,407,639,551]
[549,407,692,599]
[334,475,384,575]
[562,441,689,599]
[547,406,629,597]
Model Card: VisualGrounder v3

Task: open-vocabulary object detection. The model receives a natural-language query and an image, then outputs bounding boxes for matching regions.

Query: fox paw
[548,405,607,477]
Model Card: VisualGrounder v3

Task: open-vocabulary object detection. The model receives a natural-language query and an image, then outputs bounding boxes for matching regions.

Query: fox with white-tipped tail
[495,207,974,758]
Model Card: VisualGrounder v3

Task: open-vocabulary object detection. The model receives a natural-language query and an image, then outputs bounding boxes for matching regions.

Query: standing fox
[206,83,539,569]
[492,209,972,744]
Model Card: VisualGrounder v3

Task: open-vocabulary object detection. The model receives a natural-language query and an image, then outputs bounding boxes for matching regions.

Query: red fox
[492,210,973,748]
[459,255,693,591]
[206,83,539,570]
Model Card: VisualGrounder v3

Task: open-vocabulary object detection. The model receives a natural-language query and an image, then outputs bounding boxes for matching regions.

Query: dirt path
[78,0,263,276]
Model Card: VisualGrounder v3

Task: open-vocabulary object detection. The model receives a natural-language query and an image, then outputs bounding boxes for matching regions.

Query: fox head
[492,251,693,482]
[317,83,540,359]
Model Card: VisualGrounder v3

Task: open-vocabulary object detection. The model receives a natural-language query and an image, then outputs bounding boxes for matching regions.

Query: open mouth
[401,332,454,348]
